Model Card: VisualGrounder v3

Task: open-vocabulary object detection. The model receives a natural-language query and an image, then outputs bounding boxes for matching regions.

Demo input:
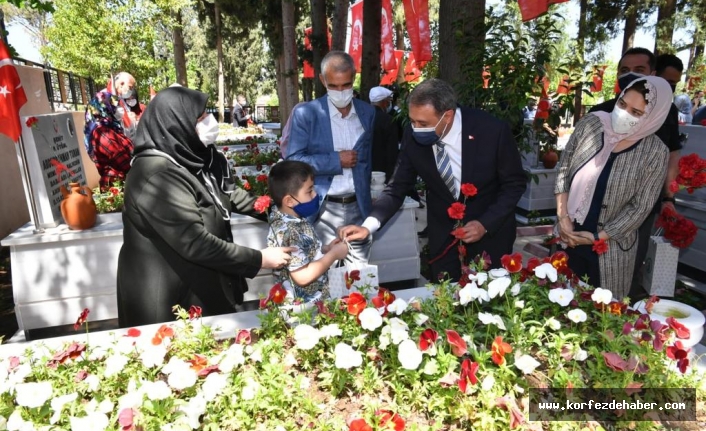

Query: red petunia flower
[666,341,691,374]
[592,238,609,255]
[125,328,141,337]
[491,336,512,366]
[315,300,336,318]
[268,283,286,305]
[236,329,252,345]
[109,187,121,196]
[253,195,272,214]
[495,396,525,429]
[666,317,690,339]
[118,408,135,431]
[500,252,523,273]
[376,410,405,431]
[188,305,202,320]
[418,328,439,352]
[644,295,660,313]
[73,308,90,331]
[345,270,361,290]
[152,324,175,345]
[458,359,479,393]
[445,329,467,357]
[371,287,396,314]
[25,117,39,128]
[525,257,542,272]
[549,251,569,270]
[346,292,367,316]
[460,183,478,198]
[348,418,372,431]
[447,202,466,220]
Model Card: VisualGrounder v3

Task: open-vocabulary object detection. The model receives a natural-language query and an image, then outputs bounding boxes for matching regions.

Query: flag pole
[15,135,45,234]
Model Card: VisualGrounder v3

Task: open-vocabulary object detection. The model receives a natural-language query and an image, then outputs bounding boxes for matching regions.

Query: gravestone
[18,113,88,228]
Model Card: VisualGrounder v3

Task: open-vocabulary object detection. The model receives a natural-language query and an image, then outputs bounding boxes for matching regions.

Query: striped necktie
[435,142,455,197]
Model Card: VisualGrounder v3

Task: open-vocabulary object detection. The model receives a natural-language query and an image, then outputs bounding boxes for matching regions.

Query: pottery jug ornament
[60,182,97,230]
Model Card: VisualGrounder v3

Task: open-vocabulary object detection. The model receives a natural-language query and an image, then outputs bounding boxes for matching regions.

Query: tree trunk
[302,78,313,101]
[215,2,225,122]
[361,0,381,102]
[281,0,299,128]
[654,0,677,54]
[573,0,588,125]
[439,0,485,104]
[310,0,328,97]
[621,0,638,53]
[173,9,188,88]
[275,53,287,123]
[331,0,348,51]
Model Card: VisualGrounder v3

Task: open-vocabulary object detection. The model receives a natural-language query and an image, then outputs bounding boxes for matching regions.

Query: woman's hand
[557,216,575,244]
[567,231,595,246]
[260,246,295,269]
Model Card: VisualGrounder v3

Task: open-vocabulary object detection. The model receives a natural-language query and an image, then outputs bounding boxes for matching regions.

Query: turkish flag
[0,39,28,142]
[404,51,422,83]
[380,0,396,71]
[591,65,607,93]
[303,27,315,79]
[518,0,569,22]
[402,0,432,66]
[380,50,404,85]
[347,1,364,72]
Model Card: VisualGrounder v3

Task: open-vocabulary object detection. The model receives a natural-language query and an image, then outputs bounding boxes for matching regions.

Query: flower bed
[92,182,124,214]
[0,254,704,430]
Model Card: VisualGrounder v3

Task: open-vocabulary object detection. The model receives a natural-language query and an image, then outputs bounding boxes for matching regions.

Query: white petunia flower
[143,380,171,401]
[219,344,246,373]
[334,343,363,369]
[468,283,490,304]
[15,381,52,408]
[117,391,142,411]
[422,359,439,375]
[202,372,228,402]
[318,324,342,339]
[489,268,509,279]
[83,374,100,392]
[468,272,488,285]
[69,412,109,431]
[548,288,574,307]
[388,318,410,345]
[545,317,561,331]
[515,354,541,375]
[510,283,522,296]
[167,364,197,391]
[379,326,392,350]
[8,364,31,386]
[179,394,207,429]
[487,277,511,299]
[351,333,368,347]
[162,357,189,375]
[7,410,28,431]
[574,349,588,361]
[413,313,429,326]
[515,300,525,309]
[140,345,167,369]
[481,374,496,392]
[567,309,587,323]
[387,298,408,315]
[283,352,298,367]
[248,346,263,363]
[104,354,129,378]
[298,376,311,390]
[98,398,113,414]
[591,288,613,305]
[293,325,321,350]
[458,283,475,306]
[397,339,423,370]
[477,312,506,330]
[359,308,383,331]
[241,380,260,401]
[534,263,558,282]
[50,392,78,424]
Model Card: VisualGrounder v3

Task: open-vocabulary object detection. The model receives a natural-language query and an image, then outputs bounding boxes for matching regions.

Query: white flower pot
[634,299,705,348]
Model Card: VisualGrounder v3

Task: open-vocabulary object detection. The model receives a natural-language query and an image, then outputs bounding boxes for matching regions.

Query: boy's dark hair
[619,47,656,72]
[268,160,315,207]
[656,54,684,75]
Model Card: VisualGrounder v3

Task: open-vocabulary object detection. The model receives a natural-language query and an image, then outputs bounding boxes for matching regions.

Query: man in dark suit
[369,86,399,182]
[286,51,376,263]
[589,48,683,299]
[232,95,250,127]
[339,79,526,281]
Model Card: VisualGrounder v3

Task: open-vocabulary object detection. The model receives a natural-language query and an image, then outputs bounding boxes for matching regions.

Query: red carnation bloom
[253,195,272,214]
[447,202,466,220]
[592,239,609,255]
[460,183,478,198]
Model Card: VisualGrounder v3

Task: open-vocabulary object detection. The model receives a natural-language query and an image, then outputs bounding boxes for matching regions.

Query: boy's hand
[329,241,349,261]
[337,225,370,241]
[322,238,341,253]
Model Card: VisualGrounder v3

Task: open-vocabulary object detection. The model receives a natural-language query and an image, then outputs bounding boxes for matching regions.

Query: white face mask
[125,98,137,107]
[327,88,354,108]
[610,105,641,134]
[196,113,219,146]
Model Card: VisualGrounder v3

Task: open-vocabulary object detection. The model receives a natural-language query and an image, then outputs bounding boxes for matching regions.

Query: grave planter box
[517,167,558,212]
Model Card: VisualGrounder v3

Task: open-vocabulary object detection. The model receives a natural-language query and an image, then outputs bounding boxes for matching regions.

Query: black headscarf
[133,87,211,173]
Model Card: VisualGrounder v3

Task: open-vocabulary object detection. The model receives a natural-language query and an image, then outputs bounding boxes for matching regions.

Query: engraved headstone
[18,113,87,227]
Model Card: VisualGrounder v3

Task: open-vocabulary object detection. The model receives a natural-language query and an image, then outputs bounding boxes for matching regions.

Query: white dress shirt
[327,97,365,196]
[362,108,464,234]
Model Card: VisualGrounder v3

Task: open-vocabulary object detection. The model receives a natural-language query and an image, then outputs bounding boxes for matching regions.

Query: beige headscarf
[568,76,673,224]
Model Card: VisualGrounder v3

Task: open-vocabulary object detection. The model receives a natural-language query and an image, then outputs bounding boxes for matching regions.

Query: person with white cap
[369,86,399,183]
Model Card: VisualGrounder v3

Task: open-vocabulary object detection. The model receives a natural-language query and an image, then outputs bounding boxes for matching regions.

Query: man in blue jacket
[286,51,376,263]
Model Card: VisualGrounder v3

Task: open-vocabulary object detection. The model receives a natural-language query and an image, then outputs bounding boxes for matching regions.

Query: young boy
[267,160,349,301]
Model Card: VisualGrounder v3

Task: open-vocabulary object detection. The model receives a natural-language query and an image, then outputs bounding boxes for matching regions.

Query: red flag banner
[401,0,432,66]
[536,87,551,120]
[404,51,422,83]
[557,75,571,95]
[380,50,404,85]
[380,0,396,71]
[591,65,607,93]
[348,1,364,72]
[0,39,28,142]
[304,27,315,79]
[519,0,569,22]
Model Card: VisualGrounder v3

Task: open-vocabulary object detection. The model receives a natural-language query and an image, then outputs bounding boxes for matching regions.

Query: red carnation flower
[460,183,478,198]
[592,239,609,255]
[447,202,466,220]
[253,195,272,214]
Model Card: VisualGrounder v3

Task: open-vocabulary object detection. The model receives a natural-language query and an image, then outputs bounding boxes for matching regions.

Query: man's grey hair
[409,79,457,114]
[321,51,356,77]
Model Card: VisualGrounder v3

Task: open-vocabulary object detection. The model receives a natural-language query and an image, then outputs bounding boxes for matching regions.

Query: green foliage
[0,0,53,12]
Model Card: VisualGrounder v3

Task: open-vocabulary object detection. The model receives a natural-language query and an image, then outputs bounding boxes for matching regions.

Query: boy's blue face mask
[412,112,449,146]
[292,194,321,218]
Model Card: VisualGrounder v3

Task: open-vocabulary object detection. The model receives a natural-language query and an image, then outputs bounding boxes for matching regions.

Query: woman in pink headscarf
[554,76,672,299]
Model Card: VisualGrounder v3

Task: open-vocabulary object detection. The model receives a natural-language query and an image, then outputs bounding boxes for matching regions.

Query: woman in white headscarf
[554,76,672,299]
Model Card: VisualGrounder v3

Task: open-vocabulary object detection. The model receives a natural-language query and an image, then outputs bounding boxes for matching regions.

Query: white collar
[439,108,462,146]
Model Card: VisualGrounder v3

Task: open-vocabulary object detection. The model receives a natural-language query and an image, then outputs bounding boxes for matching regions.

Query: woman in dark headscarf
[117,87,293,327]
[84,90,133,190]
